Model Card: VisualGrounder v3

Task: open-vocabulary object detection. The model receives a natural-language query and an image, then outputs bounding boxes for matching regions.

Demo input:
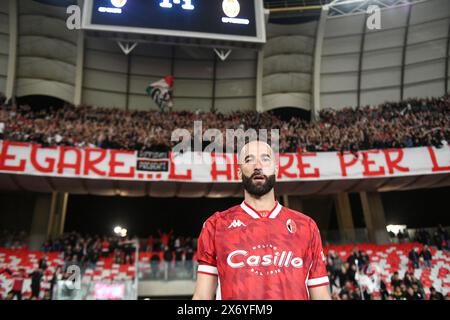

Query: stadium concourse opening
[1,189,449,240]
[15,95,66,110]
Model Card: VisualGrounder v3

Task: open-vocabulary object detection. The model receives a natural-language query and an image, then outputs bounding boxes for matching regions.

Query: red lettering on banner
[210,153,232,181]
[168,152,192,180]
[383,149,410,174]
[338,152,359,177]
[57,147,82,175]
[277,154,297,179]
[428,146,450,172]
[84,148,107,176]
[296,152,320,178]
[108,150,135,178]
[30,144,56,173]
[0,141,28,172]
[362,150,385,177]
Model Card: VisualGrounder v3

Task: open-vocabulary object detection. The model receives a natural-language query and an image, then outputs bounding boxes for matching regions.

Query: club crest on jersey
[286,219,297,234]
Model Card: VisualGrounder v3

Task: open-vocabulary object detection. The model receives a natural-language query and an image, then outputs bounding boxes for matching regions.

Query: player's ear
[237,166,242,180]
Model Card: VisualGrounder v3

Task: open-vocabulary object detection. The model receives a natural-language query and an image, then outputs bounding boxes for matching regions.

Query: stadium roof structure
[265,0,425,20]
[0,172,449,197]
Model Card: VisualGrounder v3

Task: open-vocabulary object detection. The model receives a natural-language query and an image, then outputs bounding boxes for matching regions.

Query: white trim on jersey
[268,202,283,219]
[306,276,329,287]
[198,265,218,275]
[240,201,283,219]
[240,202,261,219]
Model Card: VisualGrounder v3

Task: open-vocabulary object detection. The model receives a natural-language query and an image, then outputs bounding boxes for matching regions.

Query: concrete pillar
[255,49,264,113]
[286,195,303,212]
[312,5,328,120]
[282,194,289,208]
[5,0,18,103]
[334,193,356,242]
[28,194,54,251]
[49,192,69,238]
[360,191,390,244]
[28,192,69,250]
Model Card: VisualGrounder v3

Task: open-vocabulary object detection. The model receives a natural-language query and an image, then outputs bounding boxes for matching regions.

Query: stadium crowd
[0,229,197,299]
[327,245,448,300]
[1,226,448,300]
[0,95,449,153]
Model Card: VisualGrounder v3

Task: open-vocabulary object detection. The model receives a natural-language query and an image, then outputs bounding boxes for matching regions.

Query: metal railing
[138,258,197,282]
[264,0,331,9]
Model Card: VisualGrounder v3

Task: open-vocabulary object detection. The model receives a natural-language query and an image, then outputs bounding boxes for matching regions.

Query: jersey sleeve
[196,214,218,277]
[306,220,329,288]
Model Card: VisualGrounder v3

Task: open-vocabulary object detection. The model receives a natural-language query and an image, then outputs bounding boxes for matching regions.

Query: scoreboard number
[160,0,195,10]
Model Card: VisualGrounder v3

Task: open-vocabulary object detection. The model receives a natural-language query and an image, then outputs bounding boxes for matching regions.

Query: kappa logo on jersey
[226,245,303,276]
[286,219,297,234]
[228,220,247,228]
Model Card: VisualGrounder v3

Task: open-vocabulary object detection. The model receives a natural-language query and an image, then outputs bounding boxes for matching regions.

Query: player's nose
[254,159,263,169]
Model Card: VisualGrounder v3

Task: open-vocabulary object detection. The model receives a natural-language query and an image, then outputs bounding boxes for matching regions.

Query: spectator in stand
[2,268,27,300]
[411,283,425,300]
[408,247,420,269]
[163,246,173,281]
[122,236,135,265]
[415,229,431,245]
[393,286,405,300]
[174,245,184,269]
[38,255,48,271]
[0,230,28,249]
[437,224,449,242]
[429,286,444,300]
[158,229,173,249]
[150,252,161,279]
[379,279,390,300]
[420,245,433,269]
[404,272,413,287]
[50,267,63,299]
[436,224,449,251]
[391,271,403,288]
[113,247,123,264]
[184,238,195,276]
[346,248,360,267]
[1,95,449,153]
[327,251,344,280]
[146,235,154,252]
[42,290,51,301]
[86,246,99,270]
[101,238,110,258]
[404,286,415,300]
[30,268,44,299]
[336,263,351,288]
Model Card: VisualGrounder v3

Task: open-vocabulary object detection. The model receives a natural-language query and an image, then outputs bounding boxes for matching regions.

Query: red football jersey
[196,201,329,300]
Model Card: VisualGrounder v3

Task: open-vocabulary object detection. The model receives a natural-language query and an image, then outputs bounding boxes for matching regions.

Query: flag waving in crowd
[146,75,174,112]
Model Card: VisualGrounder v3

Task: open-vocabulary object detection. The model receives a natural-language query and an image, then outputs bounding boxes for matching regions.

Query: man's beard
[242,171,276,197]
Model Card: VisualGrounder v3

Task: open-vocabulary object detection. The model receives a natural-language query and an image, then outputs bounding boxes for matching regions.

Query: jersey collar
[240,201,283,219]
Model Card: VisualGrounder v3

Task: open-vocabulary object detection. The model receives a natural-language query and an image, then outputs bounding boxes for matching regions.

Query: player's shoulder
[202,204,242,226]
[282,206,319,230]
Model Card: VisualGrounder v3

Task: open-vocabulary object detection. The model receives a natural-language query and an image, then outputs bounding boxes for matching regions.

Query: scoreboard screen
[82,0,266,44]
